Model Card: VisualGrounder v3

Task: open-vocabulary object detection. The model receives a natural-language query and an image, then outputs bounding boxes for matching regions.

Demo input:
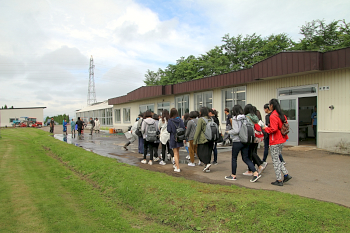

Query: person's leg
[189,140,195,163]
[161,143,166,161]
[263,135,269,162]
[230,142,242,177]
[213,142,218,163]
[153,143,159,158]
[270,144,288,181]
[149,142,154,161]
[167,141,174,158]
[241,144,257,173]
[143,140,148,160]
[279,154,285,163]
[173,147,180,169]
[313,125,317,141]
[251,143,263,167]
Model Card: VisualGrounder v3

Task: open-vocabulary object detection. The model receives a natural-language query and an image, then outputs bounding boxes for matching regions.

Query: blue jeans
[263,135,285,162]
[138,136,144,154]
[231,142,256,175]
[213,142,218,162]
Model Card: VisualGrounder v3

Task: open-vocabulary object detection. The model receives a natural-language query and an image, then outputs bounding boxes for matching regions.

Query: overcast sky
[1,0,349,118]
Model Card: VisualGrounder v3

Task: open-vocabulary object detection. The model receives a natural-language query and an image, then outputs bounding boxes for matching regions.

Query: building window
[106,108,112,125]
[175,95,189,117]
[115,109,121,123]
[194,91,213,111]
[123,108,130,123]
[157,102,170,115]
[9,118,19,123]
[139,104,154,114]
[221,86,246,122]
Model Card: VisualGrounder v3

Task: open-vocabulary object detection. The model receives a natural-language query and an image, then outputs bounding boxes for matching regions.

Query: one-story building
[0,107,46,127]
[76,100,113,127]
[108,47,350,151]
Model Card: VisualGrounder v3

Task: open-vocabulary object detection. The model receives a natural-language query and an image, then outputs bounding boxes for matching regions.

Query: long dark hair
[253,106,262,121]
[161,109,170,123]
[243,104,255,115]
[232,105,243,117]
[199,107,209,117]
[269,98,285,123]
[183,113,190,121]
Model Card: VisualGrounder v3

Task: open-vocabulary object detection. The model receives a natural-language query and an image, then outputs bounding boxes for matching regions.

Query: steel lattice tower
[87,55,97,105]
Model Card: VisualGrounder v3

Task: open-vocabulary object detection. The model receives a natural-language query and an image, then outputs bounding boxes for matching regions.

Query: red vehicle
[19,117,42,128]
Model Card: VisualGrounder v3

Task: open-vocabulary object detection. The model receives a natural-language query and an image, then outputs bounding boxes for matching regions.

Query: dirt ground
[41,126,350,208]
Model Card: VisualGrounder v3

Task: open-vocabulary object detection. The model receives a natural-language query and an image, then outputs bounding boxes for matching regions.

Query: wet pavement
[46,128,350,208]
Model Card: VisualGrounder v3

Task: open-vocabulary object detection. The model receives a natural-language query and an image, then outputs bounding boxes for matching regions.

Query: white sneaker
[203,164,211,172]
[148,160,153,165]
[205,169,211,173]
[154,157,160,162]
[198,161,202,166]
[188,162,195,167]
[243,171,253,176]
[174,168,180,172]
[167,153,171,160]
[141,159,147,164]
[262,162,268,168]
[159,160,166,165]
[171,157,175,165]
[173,164,177,169]
[186,155,190,160]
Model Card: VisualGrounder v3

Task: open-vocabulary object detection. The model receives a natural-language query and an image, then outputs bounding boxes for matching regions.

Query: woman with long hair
[158,109,174,165]
[167,108,185,172]
[194,107,214,172]
[225,105,261,182]
[262,98,292,186]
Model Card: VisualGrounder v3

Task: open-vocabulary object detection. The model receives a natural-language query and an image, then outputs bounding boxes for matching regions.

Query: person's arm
[141,121,146,134]
[228,118,239,135]
[264,115,278,134]
[185,121,192,138]
[193,119,203,145]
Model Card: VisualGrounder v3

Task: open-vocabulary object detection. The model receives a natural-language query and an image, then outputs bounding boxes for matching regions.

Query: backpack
[135,119,143,137]
[202,117,219,142]
[145,122,158,142]
[238,118,255,144]
[281,121,289,136]
[174,121,185,143]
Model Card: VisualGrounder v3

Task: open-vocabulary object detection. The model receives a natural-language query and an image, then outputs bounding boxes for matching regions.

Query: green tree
[4,105,8,109]
[292,19,350,52]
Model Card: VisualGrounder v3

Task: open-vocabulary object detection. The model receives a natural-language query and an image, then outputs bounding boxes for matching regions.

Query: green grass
[1,128,349,232]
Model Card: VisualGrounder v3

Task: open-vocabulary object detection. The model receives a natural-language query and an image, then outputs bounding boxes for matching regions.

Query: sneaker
[171,157,175,165]
[186,155,190,160]
[258,166,265,174]
[173,164,177,169]
[225,175,237,181]
[159,160,166,165]
[188,162,195,167]
[271,180,283,186]
[167,153,171,160]
[174,168,180,172]
[148,160,153,165]
[243,171,253,176]
[282,161,286,165]
[203,164,211,172]
[141,159,147,164]
[283,174,292,183]
[198,161,202,166]
[250,174,261,183]
[205,169,211,173]
[123,146,128,151]
[262,162,268,168]
[212,161,218,165]
[154,157,160,162]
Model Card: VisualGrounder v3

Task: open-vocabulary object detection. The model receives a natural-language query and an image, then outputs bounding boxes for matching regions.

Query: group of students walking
[124,98,292,186]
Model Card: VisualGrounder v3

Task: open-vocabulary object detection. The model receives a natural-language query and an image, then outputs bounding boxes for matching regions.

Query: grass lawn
[0,128,349,232]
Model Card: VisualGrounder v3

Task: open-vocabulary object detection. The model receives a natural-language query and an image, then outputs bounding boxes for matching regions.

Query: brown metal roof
[108,47,350,105]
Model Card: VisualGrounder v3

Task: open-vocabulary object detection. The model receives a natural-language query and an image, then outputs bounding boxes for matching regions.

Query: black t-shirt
[212,116,219,126]
[90,119,95,127]
[76,120,84,129]
[226,114,232,126]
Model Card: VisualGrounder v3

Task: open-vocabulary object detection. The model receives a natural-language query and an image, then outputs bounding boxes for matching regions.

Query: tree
[292,19,350,52]
[4,105,7,109]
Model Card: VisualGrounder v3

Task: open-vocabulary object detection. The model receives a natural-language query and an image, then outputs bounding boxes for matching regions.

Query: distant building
[75,100,112,126]
[0,107,46,127]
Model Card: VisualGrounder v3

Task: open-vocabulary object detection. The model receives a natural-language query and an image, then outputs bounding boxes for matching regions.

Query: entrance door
[279,98,298,146]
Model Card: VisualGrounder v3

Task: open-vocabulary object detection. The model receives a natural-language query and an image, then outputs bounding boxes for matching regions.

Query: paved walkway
[42,126,350,208]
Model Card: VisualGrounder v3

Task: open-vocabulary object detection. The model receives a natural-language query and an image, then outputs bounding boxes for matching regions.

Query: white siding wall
[0,109,44,127]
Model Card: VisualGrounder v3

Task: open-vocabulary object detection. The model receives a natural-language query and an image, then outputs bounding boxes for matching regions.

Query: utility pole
[87,55,97,105]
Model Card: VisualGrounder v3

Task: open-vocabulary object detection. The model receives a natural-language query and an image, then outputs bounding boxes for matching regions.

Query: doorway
[278,85,318,146]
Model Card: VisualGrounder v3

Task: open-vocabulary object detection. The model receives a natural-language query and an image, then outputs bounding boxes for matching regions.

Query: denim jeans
[212,142,218,162]
[231,142,256,175]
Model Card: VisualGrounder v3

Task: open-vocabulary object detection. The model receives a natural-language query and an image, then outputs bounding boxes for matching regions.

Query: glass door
[279,97,298,146]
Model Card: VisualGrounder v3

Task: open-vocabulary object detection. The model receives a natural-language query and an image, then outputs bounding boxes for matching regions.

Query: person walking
[167,108,185,172]
[123,118,139,150]
[311,106,317,142]
[70,118,76,137]
[152,114,161,162]
[76,117,84,137]
[63,119,68,136]
[141,111,159,165]
[262,103,286,165]
[225,105,261,182]
[136,114,144,154]
[262,98,292,186]
[222,108,232,146]
[185,111,198,167]
[209,108,220,165]
[193,107,214,173]
[49,117,55,133]
[158,110,174,165]
[89,117,95,135]
[94,118,100,133]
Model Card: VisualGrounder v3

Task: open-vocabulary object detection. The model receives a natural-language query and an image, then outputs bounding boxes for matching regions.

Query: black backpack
[135,119,143,137]
[173,121,185,143]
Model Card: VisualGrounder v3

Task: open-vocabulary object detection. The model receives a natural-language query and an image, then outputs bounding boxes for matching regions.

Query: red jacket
[264,110,288,145]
